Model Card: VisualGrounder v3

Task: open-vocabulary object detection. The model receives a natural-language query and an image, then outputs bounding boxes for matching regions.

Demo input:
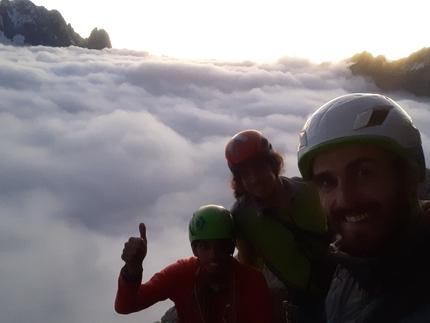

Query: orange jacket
[115,257,274,323]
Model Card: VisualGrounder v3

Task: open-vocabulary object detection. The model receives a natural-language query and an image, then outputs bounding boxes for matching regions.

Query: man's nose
[334,178,357,208]
[248,169,262,182]
[208,244,223,258]
[247,172,256,183]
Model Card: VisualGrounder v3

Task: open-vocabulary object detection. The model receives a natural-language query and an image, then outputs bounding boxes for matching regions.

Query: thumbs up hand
[121,223,148,275]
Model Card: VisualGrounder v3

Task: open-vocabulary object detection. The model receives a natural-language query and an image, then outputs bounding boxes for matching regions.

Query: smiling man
[298,93,430,322]
[115,204,274,323]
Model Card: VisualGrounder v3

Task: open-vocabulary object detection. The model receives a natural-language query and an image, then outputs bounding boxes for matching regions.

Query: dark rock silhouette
[85,28,112,50]
[348,48,430,98]
[0,0,111,49]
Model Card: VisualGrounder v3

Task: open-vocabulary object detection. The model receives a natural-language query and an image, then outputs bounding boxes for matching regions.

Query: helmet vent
[233,134,249,143]
[226,135,248,157]
[299,131,307,148]
[353,106,392,130]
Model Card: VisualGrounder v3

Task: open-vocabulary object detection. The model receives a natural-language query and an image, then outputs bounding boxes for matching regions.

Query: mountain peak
[348,48,430,98]
[0,0,112,49]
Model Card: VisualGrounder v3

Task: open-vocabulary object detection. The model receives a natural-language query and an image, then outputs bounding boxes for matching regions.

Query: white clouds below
[1,44,429,323]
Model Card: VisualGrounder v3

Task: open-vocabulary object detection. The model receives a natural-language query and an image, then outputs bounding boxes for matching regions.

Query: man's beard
[330,185,411,256]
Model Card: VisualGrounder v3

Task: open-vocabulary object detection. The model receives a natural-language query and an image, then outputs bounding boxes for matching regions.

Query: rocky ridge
[0,0,111,49]
[347,48,430,98]
[1,1,430,100]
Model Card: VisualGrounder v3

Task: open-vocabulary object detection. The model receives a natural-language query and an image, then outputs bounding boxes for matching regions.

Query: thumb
[139,223,147,242]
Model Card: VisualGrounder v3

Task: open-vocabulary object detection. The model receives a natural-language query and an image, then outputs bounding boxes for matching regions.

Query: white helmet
[297,93,426,181]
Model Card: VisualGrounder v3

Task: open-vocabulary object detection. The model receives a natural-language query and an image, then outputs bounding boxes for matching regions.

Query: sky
[29,0,430,64]
[1,43,430,323]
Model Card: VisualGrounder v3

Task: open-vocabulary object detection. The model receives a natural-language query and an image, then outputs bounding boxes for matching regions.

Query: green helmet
[297,93,426,181]
[188,205,235,242]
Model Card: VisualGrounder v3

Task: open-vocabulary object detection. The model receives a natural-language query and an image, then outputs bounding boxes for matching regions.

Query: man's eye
[239,170,251,177]
[318,180,330,189]
[315,177,335,189]
[199,241,210,249]
[357,169,373,177]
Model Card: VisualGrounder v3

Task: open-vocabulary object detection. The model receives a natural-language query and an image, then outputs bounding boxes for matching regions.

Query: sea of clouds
[1,44,430,323]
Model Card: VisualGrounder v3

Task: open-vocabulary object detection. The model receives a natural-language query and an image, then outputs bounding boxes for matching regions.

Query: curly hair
[229,152,285,199]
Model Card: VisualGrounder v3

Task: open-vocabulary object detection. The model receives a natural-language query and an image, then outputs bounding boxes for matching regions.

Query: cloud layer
[1,44,429,323]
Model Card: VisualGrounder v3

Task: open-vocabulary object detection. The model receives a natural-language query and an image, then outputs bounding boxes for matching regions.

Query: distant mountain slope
[348,48,430,98]
[0,0,111,49]
[1,1,429,99]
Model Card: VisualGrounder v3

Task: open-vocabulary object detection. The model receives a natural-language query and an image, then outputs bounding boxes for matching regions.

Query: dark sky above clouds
[1,44,430,323]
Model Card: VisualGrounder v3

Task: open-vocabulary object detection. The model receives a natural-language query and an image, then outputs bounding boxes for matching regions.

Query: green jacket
[231,176,331,303]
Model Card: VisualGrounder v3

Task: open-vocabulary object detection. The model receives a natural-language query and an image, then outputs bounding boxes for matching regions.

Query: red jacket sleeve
[115,271,143,314]
[114,258,196,314]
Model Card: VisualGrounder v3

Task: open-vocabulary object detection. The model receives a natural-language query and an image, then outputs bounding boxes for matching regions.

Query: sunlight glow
[31,0,429,63]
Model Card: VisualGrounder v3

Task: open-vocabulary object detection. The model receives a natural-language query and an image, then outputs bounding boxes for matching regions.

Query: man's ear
[405,166,421,199]
[228,240,235,255]
[191,242,198,257]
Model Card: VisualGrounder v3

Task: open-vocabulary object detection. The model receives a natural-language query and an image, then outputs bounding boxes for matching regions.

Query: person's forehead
[312,144,393,174]
[197,239,229,245]
[238,157,268,170]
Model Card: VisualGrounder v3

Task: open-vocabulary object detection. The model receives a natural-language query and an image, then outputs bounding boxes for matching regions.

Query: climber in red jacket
[115,204,275,323]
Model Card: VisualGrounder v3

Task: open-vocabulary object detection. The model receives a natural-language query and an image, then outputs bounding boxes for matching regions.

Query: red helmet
[225,129,274,172]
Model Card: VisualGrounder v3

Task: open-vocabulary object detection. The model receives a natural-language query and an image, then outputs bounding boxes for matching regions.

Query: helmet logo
[353,107,391,130]
[195,217,206,232]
